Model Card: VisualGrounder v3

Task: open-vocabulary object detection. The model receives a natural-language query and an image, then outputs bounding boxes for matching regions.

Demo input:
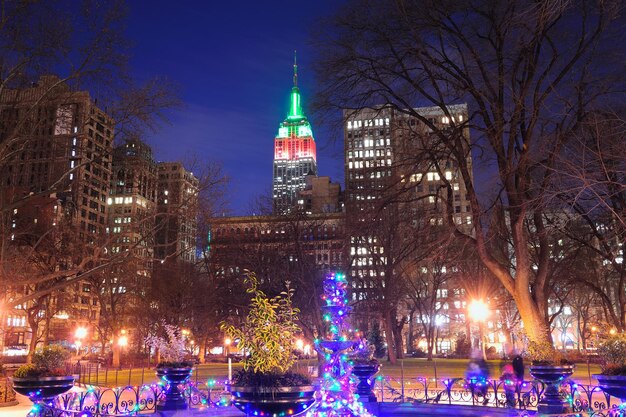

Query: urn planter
[155,366,193,411]
[593,374,626,401]
[529,364,575,414]
[12,374,75,415]
[230,385,317,417]
[351,362,380,402]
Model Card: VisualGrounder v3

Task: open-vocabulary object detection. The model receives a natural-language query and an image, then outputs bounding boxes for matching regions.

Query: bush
[528,340,566,365]
[13,364,41,378]
[33,345,70,372]
[454,333,471,357]
[598,334,626,375]
[232,369,312,387]
[14,345,70,378]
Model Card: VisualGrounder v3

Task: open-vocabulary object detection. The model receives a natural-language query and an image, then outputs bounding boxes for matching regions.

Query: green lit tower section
[272,53,318,214]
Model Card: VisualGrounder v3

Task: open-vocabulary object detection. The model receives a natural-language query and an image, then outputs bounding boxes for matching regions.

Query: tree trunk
[198,337,206,364]
[112,344,120,368]
[26,316,39,364]
[515,289,552,345]
[383,311,397,364]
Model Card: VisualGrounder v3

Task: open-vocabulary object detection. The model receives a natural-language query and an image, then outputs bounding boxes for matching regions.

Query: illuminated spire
[293,50,298,87]
[288,51,303,119]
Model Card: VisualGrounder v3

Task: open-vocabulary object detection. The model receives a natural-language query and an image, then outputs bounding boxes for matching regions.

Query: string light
[306,272,374,417]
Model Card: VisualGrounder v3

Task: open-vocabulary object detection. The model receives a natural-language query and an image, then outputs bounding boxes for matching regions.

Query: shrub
[232,369,311,387]
[33,345,70,373]
[454,333,471,357]
[13,346,70,378]
[13,364,42,378]
[598,334,626,375]
[221,272,301,375]
[528,340,566,365]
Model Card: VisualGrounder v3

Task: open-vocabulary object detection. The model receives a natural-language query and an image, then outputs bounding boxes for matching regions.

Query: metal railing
[372,375,624,412]
[40,380,230,417]
[33,374,626,417]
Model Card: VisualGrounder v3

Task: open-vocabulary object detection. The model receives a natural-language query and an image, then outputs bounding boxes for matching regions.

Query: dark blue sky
[126,1,344,215]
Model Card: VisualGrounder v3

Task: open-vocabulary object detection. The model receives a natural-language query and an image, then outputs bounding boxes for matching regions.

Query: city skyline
[126,1,343,215]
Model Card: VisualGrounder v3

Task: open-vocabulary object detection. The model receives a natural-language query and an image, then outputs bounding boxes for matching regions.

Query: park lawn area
[79,358,601,388]
[375,358,601,385]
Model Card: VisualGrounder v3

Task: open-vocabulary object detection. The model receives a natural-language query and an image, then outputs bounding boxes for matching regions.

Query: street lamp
[468,300,489,360]
[224,337,232,357]
[118,335,128,348]
[75,327,87,355]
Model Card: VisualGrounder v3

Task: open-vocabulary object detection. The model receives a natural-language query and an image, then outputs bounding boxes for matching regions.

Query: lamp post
[224,337,232,382]
[468,300,489,360]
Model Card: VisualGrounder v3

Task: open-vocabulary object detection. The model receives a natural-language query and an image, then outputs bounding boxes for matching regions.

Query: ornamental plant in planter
[146,323,194,411]
[349,338,380,402]
[221,272,314,417]
[593,333,626,401]
[12,345,74,404]
[527,340,575,414]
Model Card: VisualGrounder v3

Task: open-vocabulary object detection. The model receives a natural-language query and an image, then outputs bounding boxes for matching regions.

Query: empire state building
[272,54,317,214]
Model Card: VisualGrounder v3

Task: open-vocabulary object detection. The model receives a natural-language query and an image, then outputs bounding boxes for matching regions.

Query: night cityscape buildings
[0,0,623,369]
[0,77,199,355]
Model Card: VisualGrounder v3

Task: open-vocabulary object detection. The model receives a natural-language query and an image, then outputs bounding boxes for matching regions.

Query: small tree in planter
[221,272,314,416]
[12,346,74,407]
[593,333,626,401]
[146,323,193,410]
[527,340,575,414]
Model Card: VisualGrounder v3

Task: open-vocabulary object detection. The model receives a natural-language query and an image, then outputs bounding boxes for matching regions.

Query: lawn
[76,358,601,388]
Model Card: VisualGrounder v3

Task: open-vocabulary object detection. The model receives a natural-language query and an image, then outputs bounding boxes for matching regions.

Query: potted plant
[146,323,194,410]
[11,345,73,405]
[527,340,575,414]
[349,337,380,402]
[593,333,626,401]
[221,272,315,417]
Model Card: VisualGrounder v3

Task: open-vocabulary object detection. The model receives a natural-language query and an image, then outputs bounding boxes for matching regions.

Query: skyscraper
[155,162,199,263]
[272,54,317,214]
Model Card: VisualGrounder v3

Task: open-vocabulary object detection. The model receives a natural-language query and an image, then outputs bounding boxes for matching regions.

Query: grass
[76,358,602,388]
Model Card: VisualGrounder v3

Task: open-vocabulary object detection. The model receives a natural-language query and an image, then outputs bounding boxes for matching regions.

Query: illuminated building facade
[272,56,317,214]
[0,75,111,350]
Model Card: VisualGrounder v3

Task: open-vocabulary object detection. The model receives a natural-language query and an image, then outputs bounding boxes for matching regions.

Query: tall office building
[0,75,113,348]
[272,55,317,214]
[343,105,472,327]
[109,137,157,276]
[155,162,199,263]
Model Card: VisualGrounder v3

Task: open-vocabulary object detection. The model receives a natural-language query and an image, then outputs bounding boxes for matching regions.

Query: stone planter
[155,366,193,411]
[593,374,626,401]
[351,362,380,402]
[529,364,575,414]
[230,385,316,416]
[11,375,75,404]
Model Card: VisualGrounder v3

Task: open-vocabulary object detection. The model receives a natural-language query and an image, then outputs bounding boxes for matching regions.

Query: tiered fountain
[307,272,373,417]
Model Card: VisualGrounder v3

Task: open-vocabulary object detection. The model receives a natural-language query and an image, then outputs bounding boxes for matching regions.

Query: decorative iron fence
[32,376,625,417]
[37,380,230,417]
[372,376,624,412]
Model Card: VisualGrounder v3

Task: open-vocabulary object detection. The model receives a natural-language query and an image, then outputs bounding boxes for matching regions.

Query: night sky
[126,1,344,215]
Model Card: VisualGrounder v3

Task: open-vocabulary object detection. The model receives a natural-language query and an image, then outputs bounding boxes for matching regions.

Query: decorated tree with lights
[309,272,373,417]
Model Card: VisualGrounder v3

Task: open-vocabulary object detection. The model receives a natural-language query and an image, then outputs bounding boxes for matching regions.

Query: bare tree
[314,0,624,345]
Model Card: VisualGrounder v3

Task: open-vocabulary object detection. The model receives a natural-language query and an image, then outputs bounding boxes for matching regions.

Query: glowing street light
[296,339,304,350]
[468,299,489,360]
[75,327,87,339]
[468,300,489,322]
[118,335,128,347]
